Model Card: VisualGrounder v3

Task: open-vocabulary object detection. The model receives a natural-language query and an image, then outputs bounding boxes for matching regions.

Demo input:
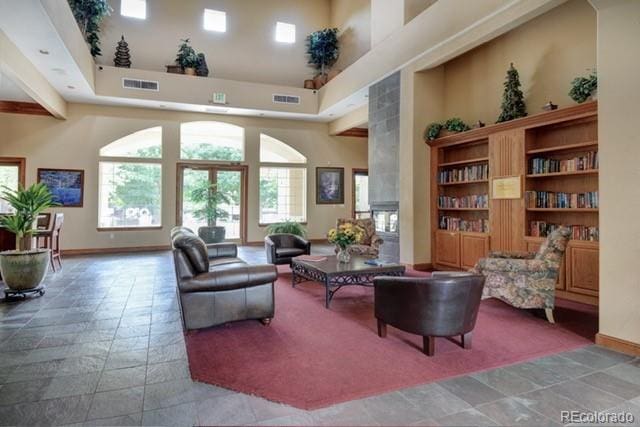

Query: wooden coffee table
[291,256,405,308]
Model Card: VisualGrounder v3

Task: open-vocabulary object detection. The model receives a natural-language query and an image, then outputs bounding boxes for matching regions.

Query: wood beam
[337,128,368,138]
[0,101,52,117]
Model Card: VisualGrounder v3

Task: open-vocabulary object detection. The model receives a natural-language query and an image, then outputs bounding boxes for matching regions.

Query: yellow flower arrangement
[327,223,364,249]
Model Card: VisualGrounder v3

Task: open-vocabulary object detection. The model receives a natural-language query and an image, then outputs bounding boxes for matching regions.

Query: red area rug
[185,267,596,410]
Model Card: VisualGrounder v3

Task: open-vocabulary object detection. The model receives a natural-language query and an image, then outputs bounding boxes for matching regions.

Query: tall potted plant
[265,220,307,237]
[0,183,58,291]
[175,39,199,75]
[306,28,339,89]
[191,183,230,243]
[68,0,113,58]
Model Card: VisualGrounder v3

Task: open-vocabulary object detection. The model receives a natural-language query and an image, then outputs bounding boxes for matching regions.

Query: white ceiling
[0,69,33,102]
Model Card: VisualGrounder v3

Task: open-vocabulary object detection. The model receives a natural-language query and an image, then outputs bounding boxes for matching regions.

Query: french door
[177,164,247,243]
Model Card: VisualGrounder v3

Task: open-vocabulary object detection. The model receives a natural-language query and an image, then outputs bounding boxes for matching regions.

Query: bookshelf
[427,101,599,305]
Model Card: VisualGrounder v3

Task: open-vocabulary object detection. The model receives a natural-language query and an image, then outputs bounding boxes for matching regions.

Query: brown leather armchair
[171,227,277,330]
[374,275,485,356]
[265,234,311,265]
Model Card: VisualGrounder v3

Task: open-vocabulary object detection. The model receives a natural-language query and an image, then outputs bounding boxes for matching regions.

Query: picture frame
[491,175,522,199]
[37,168,85,207]
[316,167,344,205]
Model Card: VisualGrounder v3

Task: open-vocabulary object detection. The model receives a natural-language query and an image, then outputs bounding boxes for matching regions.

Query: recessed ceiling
[0,70,33,102]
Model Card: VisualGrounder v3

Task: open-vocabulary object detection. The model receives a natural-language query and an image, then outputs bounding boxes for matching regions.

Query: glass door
[178,165,246,243]
[353,169,370,219]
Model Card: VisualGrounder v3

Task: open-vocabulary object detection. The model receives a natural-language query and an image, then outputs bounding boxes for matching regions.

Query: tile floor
[0,247,639,426]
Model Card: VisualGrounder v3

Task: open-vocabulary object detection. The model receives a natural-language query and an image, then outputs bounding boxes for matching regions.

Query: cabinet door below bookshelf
[566,242,599,297]
[526,239,566,291]
[435,230,460,268]
[460,233,489,270]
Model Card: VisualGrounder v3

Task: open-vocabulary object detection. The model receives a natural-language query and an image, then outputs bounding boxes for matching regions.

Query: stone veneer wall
[368,72,401,262]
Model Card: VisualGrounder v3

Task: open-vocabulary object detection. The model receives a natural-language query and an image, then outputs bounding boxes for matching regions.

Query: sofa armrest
[474,258,550,274]
[264,236,277,263]
[487,250,536,259]
[206,243,237,259]
[179,264,277,293]
[294,235,311,253]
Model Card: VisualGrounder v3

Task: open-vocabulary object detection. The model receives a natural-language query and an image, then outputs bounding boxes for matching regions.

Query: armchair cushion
[474,258,552,274]
[275,248,306,257]
[488,250,535,260]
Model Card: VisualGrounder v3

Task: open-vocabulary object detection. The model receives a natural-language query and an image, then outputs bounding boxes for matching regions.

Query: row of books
[529,221,599,241]
[438,194,488,209]
[529,152,598,174]
[439,216,489,233]
[439,164,488,184]
[525,191,599,209]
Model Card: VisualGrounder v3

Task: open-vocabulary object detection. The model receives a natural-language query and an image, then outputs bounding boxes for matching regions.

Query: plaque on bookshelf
[491,175,522,199]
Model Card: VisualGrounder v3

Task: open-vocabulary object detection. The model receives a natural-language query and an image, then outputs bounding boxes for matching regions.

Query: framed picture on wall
[316,167,344,205]
[37,168,84,207]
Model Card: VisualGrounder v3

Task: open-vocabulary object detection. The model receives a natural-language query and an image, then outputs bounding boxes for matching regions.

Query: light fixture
[67,85,75,90]
[39,49,49,55]
[51,68,66,74]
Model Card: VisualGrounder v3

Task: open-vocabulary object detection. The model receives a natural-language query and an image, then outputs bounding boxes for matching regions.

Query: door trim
[176,163,249,244]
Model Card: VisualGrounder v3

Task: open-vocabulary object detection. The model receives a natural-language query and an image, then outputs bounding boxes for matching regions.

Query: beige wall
[0,104,367,251]
[404,0,438,23]
[330,0,371,71]
[100,0,331,87]
[370,0,404,47]
[593,0,640,346]
[442,0,596,124]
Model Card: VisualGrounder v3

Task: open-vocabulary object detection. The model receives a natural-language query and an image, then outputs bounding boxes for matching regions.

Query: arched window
[180,121,244,161]
[259,134,307,224]
[98,127,163,229]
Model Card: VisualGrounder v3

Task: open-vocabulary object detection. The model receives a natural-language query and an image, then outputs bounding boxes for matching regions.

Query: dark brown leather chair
[265,234,311,265]
[171,227,277,330]
[374,275,485,356]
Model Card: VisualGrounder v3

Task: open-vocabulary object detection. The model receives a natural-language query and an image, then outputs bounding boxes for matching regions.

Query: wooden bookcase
[427,102,599,305]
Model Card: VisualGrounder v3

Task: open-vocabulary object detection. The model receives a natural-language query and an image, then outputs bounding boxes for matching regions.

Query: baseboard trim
[595,333,640,356]
[62,245,170,256]
[410,263,433,271]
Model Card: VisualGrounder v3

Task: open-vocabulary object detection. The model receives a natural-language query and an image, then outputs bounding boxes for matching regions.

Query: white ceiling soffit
[0,69,34,102]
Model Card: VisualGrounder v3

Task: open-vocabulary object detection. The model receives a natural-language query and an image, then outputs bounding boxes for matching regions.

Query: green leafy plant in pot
[191,182,230,243]
[265,220,307,238]
[306,28,339,88]
[175,38,199,75]
[68,0,113,58]
[569,70,597,104]
[0,183,58,291]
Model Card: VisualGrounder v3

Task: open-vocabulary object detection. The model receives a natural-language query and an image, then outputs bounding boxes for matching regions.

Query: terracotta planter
[439,129,458,138]
[304,79,315,90]
[166,65,183,74]
[313,74,328,89]
[198,226,226,244]
[184,67,197,76]
[0,249,49,291]
[327,69,341,82]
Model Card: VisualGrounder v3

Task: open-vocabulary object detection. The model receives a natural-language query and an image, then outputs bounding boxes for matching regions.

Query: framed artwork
[491,175,522,199]
[316,167,344,205]
[37,168,84,207]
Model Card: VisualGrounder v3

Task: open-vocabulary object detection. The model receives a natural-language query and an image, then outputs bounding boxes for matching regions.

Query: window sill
[97,226,163,232]
[259,222,308,227]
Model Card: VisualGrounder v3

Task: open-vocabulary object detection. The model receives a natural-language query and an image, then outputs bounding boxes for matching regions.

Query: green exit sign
[212,92,226,104]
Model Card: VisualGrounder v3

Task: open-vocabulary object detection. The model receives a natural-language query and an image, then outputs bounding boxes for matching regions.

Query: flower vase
[337,246,351,263]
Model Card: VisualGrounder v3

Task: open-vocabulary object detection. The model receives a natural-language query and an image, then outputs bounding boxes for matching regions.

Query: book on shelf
[529,221,599,241]
[525,191,598,209]
[439,216,489,233]
[439,164,488,184]
[438,194,488,209]
[529,151,598,174]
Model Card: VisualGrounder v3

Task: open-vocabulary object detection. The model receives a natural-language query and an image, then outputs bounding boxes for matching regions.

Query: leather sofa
[374,274,485,356]
[171,227,277,330]
[264,233,311,265]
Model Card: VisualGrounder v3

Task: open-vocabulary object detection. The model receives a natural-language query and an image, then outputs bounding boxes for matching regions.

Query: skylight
[120,0,146,19]
[275,22,296,44]
[204,9,226,32]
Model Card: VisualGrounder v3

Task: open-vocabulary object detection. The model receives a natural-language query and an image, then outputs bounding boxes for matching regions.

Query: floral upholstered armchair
[471,227,571,323]
[336,218,383,258]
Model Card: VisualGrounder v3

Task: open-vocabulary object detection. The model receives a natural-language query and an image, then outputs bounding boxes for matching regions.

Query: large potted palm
[191,182,230,243]
[0,183,58,291]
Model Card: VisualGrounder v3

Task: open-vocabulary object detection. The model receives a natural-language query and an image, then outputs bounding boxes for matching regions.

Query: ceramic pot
[184,67,197,76]
[166,65,183,74]
[198,226,226,243]
[313,74,328,89]
[304,79,315,90]
[336,246,351,264]
[0,250,50,290]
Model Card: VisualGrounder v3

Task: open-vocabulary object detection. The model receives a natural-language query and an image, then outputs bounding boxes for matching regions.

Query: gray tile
[472,368,539,396]
[0,378,51,406]
[477,397,559,426]
[360,391,433,425]
[96,366,147,392]
[530,355,594,378]
[57,355,107,376]
[43,372,100,399]
[142,402,197,427]
[436,408,497,426]
[196,394,257,426]
[143,378,228,411]
[6,359,64,383]
[504,362,569,387]
[550,380,625,411]
[255,413,316,426]
[439,376,505,406]
[83,412,142,426]
[110,336,149,353]
[145,360,190,385]
[115,325,150,339]
[518,388,588,424]
[0,394,92,426]
[148,332,183,349]
[562,347,629,370]
[311,400,379,426]
[104,349,148,370]
[87,386,145,420]
[606,363,640,386]
[147,343,186,364]
[578,371,640,400]
[399,383,472,419]
[246,395,306,423]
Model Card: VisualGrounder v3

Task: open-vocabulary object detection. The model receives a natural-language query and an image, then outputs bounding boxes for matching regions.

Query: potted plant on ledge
[175,38,199,76]
[306,28,339,89]
[0,183,58,295]
[191,183,230,243]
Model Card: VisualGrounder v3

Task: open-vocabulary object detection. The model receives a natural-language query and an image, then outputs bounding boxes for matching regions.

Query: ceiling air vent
[272,94,300,105]
[122,78,159,91]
